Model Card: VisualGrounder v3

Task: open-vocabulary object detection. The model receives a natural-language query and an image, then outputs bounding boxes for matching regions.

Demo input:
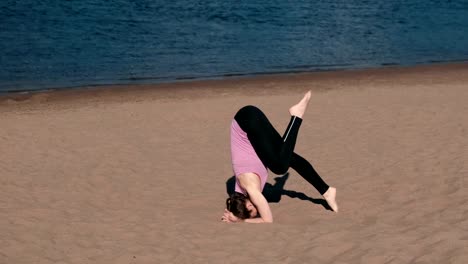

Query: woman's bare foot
[289,91,312,118]
[323,187,338,212]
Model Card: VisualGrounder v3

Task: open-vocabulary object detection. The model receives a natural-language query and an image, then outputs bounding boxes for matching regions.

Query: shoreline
[0,60,468,100]
[1,62,468,110]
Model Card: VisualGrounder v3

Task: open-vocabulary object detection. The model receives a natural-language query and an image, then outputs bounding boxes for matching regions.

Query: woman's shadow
[226,173,332,210]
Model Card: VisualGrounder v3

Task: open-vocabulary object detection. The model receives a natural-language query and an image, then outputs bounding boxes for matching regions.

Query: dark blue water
[1,0,468,93]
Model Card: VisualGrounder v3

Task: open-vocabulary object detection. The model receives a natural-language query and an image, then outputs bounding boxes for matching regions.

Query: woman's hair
[226,192,251,219]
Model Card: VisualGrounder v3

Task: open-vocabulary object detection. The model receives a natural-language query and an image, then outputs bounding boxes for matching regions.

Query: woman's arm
[221,173,273,224]
[221,202,272,224]
[243,186,273,223]
[243,218,269,223]
[221,209,267,223]
[236,173,273,223]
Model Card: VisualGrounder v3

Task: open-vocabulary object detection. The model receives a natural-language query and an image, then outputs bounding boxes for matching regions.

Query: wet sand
[1,63,467,263]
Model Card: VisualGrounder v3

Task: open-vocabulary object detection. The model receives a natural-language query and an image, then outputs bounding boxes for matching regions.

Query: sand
[1,63,467,263]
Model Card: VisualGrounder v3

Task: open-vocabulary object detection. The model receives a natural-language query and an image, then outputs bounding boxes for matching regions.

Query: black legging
[234,105,329,195]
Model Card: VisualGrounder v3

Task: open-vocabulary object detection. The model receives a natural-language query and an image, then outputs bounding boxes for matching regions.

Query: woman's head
[226,192,258,219]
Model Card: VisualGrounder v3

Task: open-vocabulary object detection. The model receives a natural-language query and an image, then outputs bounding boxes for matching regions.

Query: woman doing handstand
[221,91,338,223]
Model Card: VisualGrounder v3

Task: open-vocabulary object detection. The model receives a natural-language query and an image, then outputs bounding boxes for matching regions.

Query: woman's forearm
[243,218,272,223]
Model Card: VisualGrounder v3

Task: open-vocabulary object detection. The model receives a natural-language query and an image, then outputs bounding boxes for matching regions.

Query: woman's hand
[221,209,240,223]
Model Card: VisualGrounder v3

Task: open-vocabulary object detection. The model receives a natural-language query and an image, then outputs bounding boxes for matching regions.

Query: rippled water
[1,0,468,92]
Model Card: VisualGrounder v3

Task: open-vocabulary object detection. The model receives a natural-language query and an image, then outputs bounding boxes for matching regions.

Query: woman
[221,91,338,223]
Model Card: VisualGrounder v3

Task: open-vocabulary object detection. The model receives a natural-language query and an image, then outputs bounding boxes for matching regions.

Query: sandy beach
[1,63,467,263]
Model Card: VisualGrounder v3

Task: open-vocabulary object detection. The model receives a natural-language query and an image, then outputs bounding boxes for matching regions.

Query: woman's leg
[234,92,338,212]
[290,153,329,195]
[235,108,330,195]
[234,105,302,174]
[234,92,310,173]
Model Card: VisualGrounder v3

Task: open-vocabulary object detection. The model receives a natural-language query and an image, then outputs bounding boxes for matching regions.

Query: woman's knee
[270,163,289,175]
[236,105,261,119]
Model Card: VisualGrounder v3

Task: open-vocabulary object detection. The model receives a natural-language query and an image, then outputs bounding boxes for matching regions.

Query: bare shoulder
[237,172,261,190]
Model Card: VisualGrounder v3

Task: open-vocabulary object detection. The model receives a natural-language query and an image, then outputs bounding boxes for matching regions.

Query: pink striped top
[230,119,268,194]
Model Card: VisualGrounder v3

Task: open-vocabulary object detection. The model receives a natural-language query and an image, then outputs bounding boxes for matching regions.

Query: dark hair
[226,192,251,219]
